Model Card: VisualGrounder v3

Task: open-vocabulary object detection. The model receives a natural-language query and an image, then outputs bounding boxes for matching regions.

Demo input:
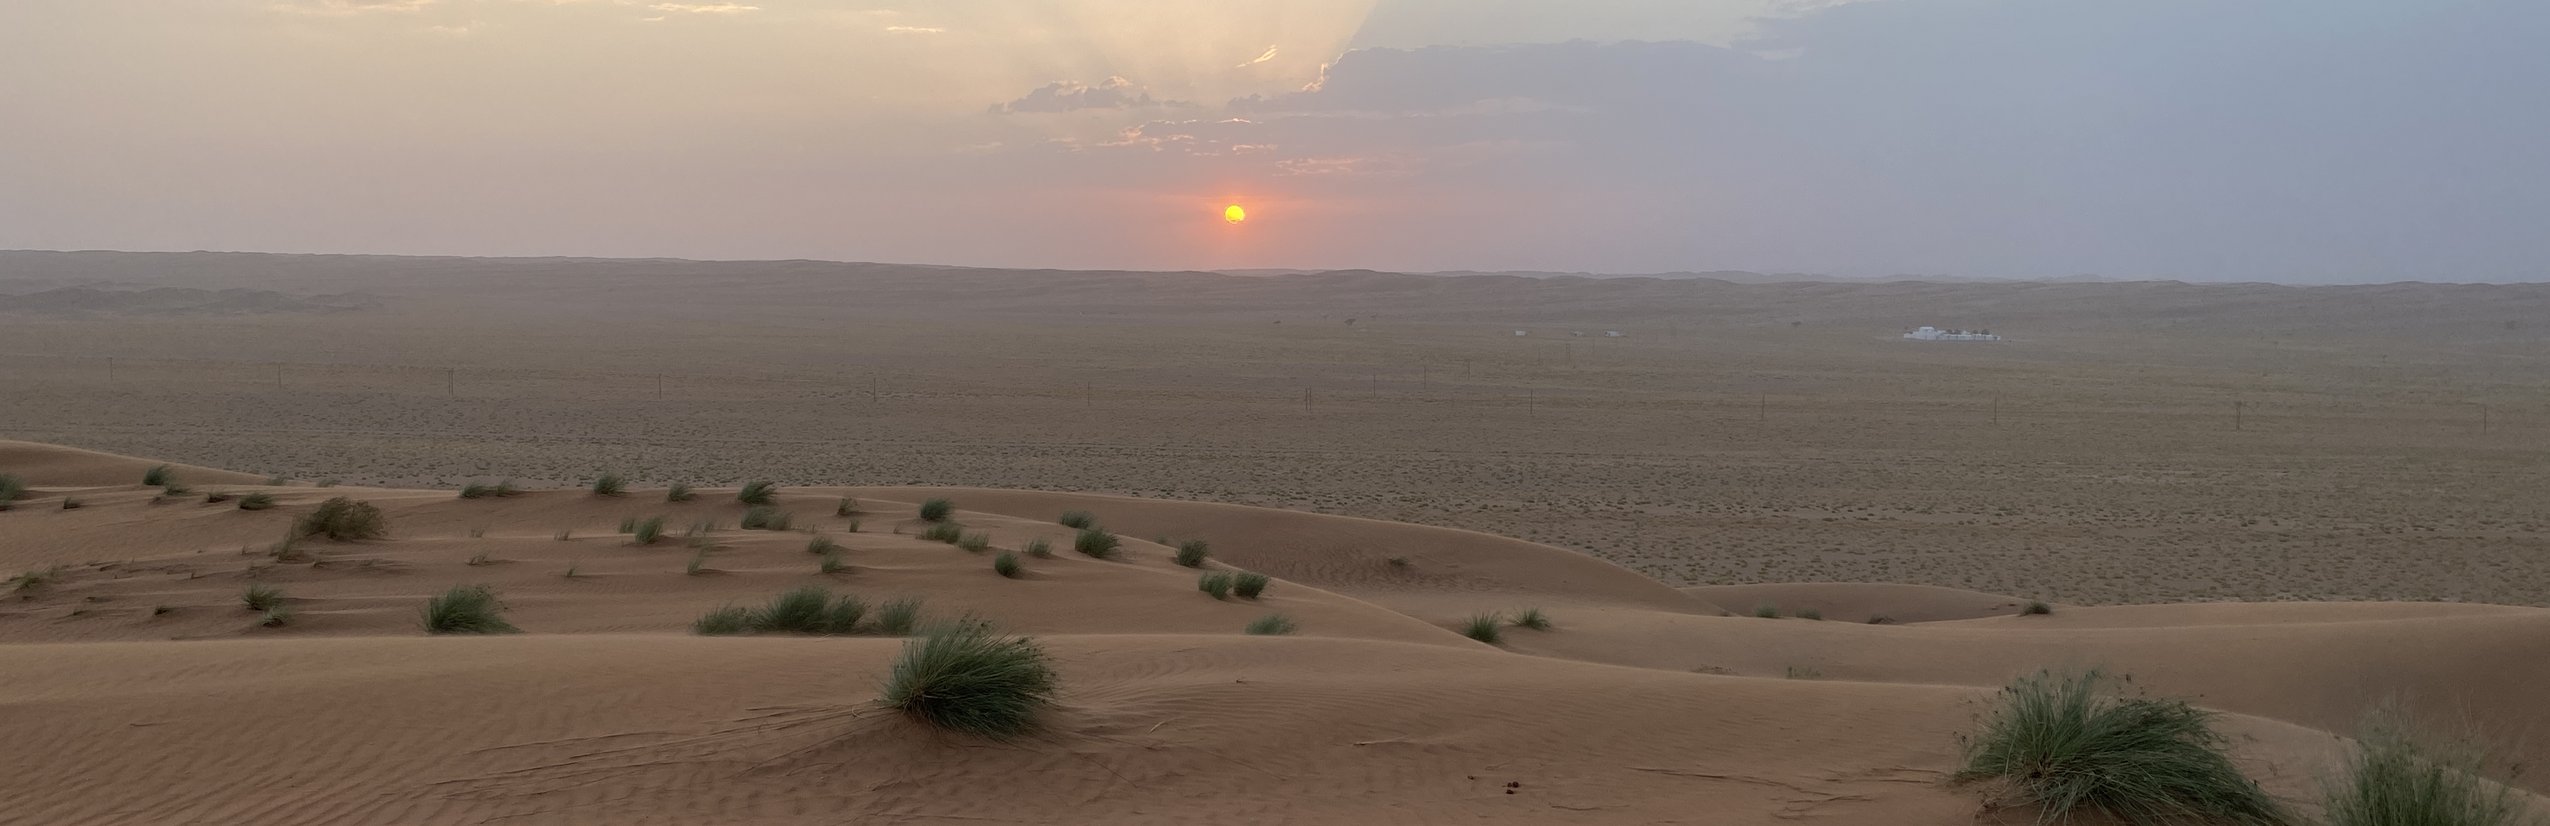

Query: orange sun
[1223,204,1247,224]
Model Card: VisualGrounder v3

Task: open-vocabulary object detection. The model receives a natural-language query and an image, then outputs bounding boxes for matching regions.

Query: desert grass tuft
[466,551,493,566]
[956,532,992,553]
[295,497,387,541]
[0,475,21,508]
[9,565,63,595]
[1753,604,1781,619]
[1868,615,1899,625]
[880,622,1057,738]
[60,497,84,510]
[237,492,276,511]
[1245,613,1296,635]
[874,597,925,636]
[259,605,296,627]
[1461,612,1505,644]
[666,482,695,502]
[835,497,859,517]
[2023,601,2054,616]
[1057,510,1093,529]
[592,473,626,496]
[1231,572,1270,599]
[737,481,778,505]
[631,516,667,545]
[458,480,521,500]
[740,506,792,531]
[993,551,1022,578]
[421,585,518,634]
[1510,607,1552,630]
[820,550,850,574]
[204,490,234,504]
[807,535,841,555]
[2321,708,2531,826]
[1173,539,1210,568]
[1198,571,1235,599]
[243,584,286,612]
[1073,529,1120,559]
[1023,538,1053,558]
[143,465,173,486]
[1796,607,1824,621]
[918,521,964,543]
[686,548,712,575]
[919,498,954,522]
[693,606,752,635]
[1958,669,2284,826]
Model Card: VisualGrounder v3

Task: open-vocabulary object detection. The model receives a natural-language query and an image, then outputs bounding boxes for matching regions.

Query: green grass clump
[807,535,840,555]
[1510,607,1551,630]
[819,550,849,574]
[956,532,992,553]
[458,480,521,499]
[993,552,1022,578]
[693,606,752,635]
[235,491,277,511]
[1245,614,1296,635]
[919,498,954,522]
[918,522,964,543]
[1073,529,1120,559]
[2023,601,2055,615]
[1057,510,1093,529]
[592,473,626,496]
[242,584,286,612]
[631,516,666,545]
[295,496,387,541]
[1023,538,1053,558]
[737,481,778,505]
[874,597,925,636]
[204,490,234,504]
[2322,709,2530,826]
[1753,605,1781,619]
[880,622,1057,739]
[1796,607,1824,621]
[421,585,518,634]
[259,605,295,627]
[60,497,83,510]
[686,549,711,575]
[143,465,172,486]
[0,474,26,504]
[10,566,62,595]
[835,497,859,517]
[757,586,843,633]
[1785,666,1824,680]
[1461,613,1505,644]
[739,506,792,531]
[1173,539,1210,568]
[666,482,695,502]
[1198,572,1235,599]
[1958,669,2284,826]
[1231,572,1270,599]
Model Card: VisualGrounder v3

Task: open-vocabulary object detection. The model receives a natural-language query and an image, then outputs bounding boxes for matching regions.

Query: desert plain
[1,250,2546,824]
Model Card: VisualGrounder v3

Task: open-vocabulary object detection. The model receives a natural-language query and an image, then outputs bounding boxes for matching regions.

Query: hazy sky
[2,0,2543,282]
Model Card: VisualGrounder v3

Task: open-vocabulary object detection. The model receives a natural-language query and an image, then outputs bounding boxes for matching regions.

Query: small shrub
[421,585,518,634]
[740,506,792,531]
[919,522,964,543]
[1198,572,1235,599]
[60,497,83,510]
[1510,607,1552,630]
[1753,605,1781,619]
[686,549,711,575]
[807,535,840,555]
[1868,615,1899,625]
[296,497,387,541]
[844,518,863,533]
[237,492,276,511]
[2322,709,2528,826]
[563,562,581,579]
[1796,607,1824,621]
[632,516,666,545]
[666,482,695,502]
[592,473,626,496]
[1172,539,1210,567]
[1073,529,1120,559]
[457,480,520,499]
[880,622,1058,738]
[1461,613,1505,644]
[757,586,836,633]
[259,605,295,627]
[554,529,573,541]
[162,483,193,497]
[1958,669,2283,826]
[693,606,752,635]
[617,515,637,533]
[267,536,311,563]
[1385,556,1411,569]
[243,584,286,611]
[1245,614,1296,635]
[1231,572,1270,599]
[143,465,172,486]
[1024,538,1053,558]
[204,490,234,504]
[993,552,1022,578]
[835,497,858,517]
[0,474,21,504]
[919,498,954,522]
[874,597,924,635]
[956,532,992,553]
[823,593,869,633]
[808,547,846,574]
[1785,666,1824,680]
[466,552,493,566]
[2023,601,2054,616]
[1057,510,1093,529]
[737,481,778,505]
[10,566,62,594]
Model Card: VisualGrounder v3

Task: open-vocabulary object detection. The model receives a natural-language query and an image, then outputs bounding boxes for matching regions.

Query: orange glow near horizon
[1224,204,1247,224]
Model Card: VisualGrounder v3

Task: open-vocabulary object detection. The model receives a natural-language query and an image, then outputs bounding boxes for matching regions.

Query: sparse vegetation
[0,474,22,506]
[836,497,858,517]
[1868,615,1899,625]
[143,465,172,486]
[737,481,778,505]
[1246,614,1296,635]
[1957,669,2283,826]
[1173,539,1210,567]
[592,473,626,496]
[666,482,695,502]
[555,529,574,541]
[259,605,295,627]
[1796,607,1824,621]
[686,548,711,575]
[458,480,521,499]
[1510,607,1551,630]
[919,498,954,522]
[467,551,493,566]
[2321,709,2530,826]
[820,550,850,574]
[162,482,192,497]
[919,522,964,543]
[1461,613,1505,644]
[880,622,1058,739]
[1024,538,1053,558]
[1385,556,1411,569]
[956,532,992,553]
[874,597,925,635]
[1785,666,1824,680]
[1753,605,1781,619]
[993,551,1022,578]
[740,506,792,531]
[692,606,752,635]
[1198,571,1235,599]
[237,492,277,511]
[632,516,666,545]
[204,490,233,504]
[1073,529,1120,559]
[242,584,286,612]
[1231,572,1270,599]
[60,497,83,510]
[563,561,581,579]
[807,535,840,555]
[1057,510,1093,529]
[421,585,518,634]
[295,497,387,541]
[9,566,62,595]
[2023,601,2054,615]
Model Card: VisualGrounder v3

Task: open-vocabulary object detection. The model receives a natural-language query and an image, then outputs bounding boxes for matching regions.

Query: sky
[1,0,2543,282]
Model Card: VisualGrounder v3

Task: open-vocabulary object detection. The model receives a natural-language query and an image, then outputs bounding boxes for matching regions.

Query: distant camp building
[1902,326,2001,341]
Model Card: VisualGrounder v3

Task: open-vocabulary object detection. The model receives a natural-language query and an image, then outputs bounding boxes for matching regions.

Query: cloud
[1236,45,1279,68]
[884,25,945,34]
[272,0,436,15]
[990,77,1191,115]
[649,3,758,14]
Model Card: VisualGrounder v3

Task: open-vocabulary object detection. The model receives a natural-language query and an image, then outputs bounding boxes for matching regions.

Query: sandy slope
[3,441,2545,824]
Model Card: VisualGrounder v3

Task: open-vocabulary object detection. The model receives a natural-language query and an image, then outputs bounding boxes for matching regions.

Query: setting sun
[1224,204,1247,224]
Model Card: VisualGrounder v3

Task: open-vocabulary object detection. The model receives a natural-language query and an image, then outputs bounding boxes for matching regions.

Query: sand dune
[3,441,2545,824]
